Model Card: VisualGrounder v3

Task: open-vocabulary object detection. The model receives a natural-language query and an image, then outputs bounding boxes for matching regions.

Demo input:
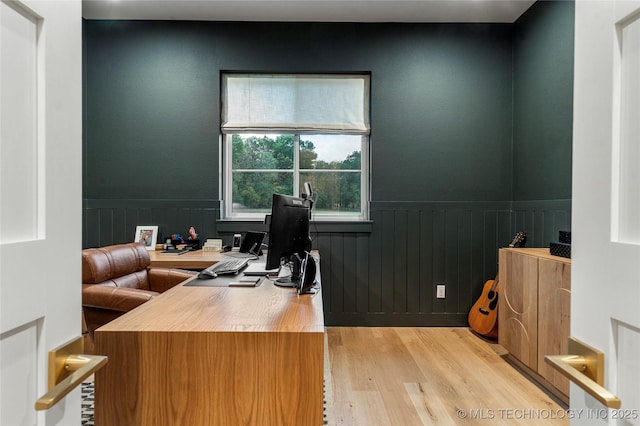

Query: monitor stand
[273,253,317,293]
[273,262,296,288]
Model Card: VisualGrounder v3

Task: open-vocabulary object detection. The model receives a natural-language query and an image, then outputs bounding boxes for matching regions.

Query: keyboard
[209,257,250,275]
[224,251,258,259]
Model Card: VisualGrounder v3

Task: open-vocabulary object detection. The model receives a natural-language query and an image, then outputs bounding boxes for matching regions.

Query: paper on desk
[243,262,275,276]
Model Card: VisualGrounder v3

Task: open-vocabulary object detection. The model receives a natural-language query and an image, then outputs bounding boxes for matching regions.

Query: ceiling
[82,0,537,23]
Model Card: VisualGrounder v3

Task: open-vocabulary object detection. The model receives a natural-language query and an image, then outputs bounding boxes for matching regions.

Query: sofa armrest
[148,268,196,293]
[82,284,158,313]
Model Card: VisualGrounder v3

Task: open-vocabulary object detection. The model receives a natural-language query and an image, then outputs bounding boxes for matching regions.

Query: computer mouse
[197,270,217,279]
[221,245,232,253]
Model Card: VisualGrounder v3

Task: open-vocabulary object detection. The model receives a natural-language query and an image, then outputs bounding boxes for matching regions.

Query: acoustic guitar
[508,231,527,248]
[468,275,500,340]
[468,231,527,340]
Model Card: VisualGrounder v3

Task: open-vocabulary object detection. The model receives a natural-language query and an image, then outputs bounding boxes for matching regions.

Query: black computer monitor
[265,193,316,293]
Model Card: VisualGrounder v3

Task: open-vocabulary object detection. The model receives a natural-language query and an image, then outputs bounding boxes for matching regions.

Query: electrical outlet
[436,284,446,299]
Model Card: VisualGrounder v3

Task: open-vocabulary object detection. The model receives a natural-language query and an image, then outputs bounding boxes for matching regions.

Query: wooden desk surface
[148,249,225,269]
[98,276,324,333]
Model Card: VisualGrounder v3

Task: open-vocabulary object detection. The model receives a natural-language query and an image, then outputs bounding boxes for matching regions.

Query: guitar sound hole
[489,295,498,310]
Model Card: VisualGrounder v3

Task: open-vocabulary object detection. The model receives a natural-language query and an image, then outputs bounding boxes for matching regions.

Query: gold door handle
[544,336,621,409]
[35,336,107,411]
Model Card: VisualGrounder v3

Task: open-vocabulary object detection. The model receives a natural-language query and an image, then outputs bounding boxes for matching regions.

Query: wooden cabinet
[499,248,571,400]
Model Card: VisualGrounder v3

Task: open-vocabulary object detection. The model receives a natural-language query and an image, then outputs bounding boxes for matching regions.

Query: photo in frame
[134,226,158,250]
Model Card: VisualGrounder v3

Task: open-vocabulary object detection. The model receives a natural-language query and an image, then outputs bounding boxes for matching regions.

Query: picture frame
[134,226,158,250]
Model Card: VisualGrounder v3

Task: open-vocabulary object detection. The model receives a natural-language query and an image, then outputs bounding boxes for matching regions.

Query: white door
[0,1,82,425]
[572,0,640,423]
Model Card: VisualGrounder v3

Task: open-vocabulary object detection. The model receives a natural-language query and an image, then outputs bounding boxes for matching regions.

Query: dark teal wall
[366,25,514,201]
[83,1,574,326]
[83,21,220,200]
[513,1,574,201]
[83,22,513,202]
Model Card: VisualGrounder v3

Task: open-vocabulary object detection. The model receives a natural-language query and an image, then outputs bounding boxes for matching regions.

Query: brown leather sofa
[82,242,195,338]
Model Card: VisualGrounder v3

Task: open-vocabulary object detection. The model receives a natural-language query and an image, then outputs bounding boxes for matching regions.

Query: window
[221,74,370,221]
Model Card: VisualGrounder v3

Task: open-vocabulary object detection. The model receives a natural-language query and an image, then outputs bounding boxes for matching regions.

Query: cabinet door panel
[499,250,538,370]
[538,258,571,395]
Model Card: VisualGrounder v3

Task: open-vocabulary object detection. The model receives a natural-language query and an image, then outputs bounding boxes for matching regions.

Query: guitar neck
[489,274,499,291]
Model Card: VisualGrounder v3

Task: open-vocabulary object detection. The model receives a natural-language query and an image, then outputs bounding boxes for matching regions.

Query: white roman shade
[221,74,370,134]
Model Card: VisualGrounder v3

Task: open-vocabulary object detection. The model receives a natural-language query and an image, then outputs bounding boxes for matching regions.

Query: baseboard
[503,353,569,408]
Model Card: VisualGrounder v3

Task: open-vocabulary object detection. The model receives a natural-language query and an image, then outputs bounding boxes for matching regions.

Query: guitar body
[468,279,499,340]
[468,232,524,340]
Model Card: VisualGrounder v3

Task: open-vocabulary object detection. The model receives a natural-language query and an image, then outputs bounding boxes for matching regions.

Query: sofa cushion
[82,242,151,284]
[82,284,158,312]
[148,268,197,292]
[111,270,152,290]
[82,284,159,336]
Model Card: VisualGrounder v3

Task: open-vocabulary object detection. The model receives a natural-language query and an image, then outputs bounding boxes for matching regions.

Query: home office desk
[93,266,324,426]
[148,249,226,269]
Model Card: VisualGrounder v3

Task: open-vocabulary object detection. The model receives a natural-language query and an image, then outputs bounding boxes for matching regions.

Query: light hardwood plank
[328,327,568,426]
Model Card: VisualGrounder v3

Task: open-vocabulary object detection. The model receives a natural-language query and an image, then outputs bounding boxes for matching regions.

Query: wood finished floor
[327,327,569,426]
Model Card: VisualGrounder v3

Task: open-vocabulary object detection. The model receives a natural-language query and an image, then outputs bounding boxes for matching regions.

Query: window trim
[221,72,371,222]
[222,132,370,222]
